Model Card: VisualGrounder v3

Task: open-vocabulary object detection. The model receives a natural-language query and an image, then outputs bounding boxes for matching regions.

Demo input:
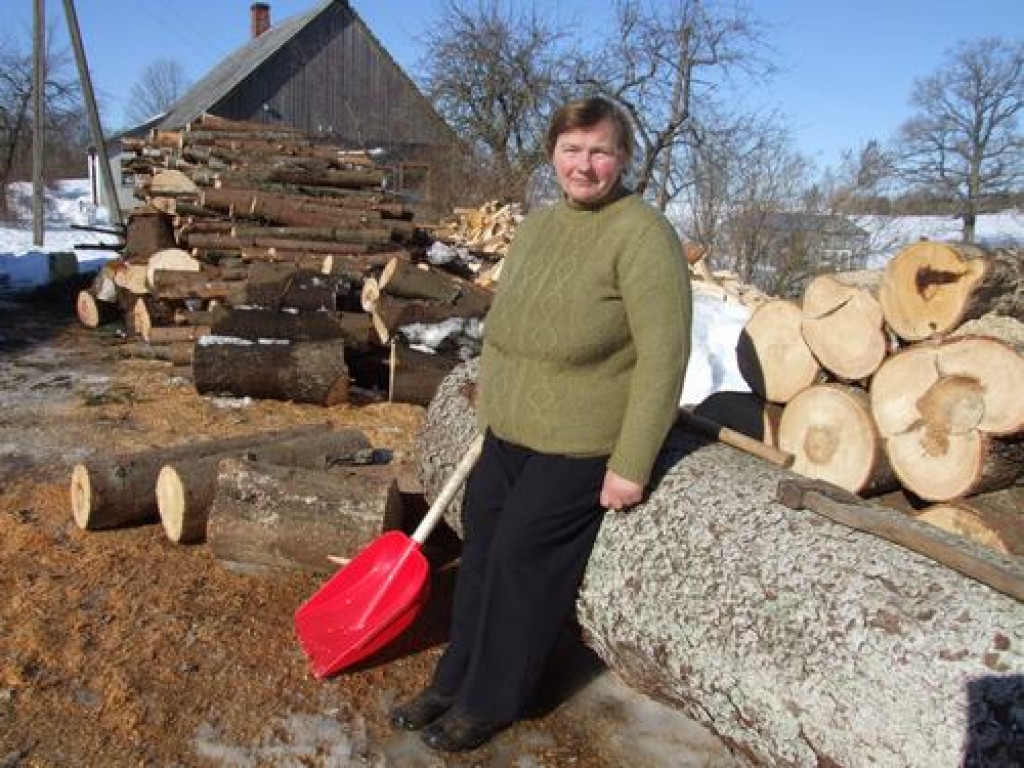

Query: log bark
[151,270,246,305]
[778,383,897,495]
[243,262,343,311]
[156,428,373,544]
[206,458,403,574]
[119,340,194,366]
[914,486,1024,556]
[878,242,1022,341]
[418,359,1024,768]
[69,423,330,530]
[800,273,890,381]
[737,299,822,403]
[192,336,349,405]
[380,257,493,315]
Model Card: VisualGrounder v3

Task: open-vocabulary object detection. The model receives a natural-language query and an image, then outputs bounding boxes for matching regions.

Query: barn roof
[157,1,329,130]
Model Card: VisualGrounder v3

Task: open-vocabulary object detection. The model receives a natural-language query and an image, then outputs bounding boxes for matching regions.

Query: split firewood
[69,423,330,530]
[192,335,349,406]
[800,273,891,381]
[736,299,823,403]
[878,242,1022,341]
[157,428,373,544]
[778,383,898,496]
[206,457,403,574]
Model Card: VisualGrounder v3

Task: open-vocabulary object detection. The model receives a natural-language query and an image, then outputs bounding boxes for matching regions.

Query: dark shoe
[389,687,457,731]
[420,709,509,752]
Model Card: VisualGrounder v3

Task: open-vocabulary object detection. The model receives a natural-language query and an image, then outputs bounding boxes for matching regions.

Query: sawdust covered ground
[0,282,739,768]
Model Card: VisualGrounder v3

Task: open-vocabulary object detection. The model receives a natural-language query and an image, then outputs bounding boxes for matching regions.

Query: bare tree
[896,37,1024,242]
[125,58,190,126]
[417,0,570,201]
[574,0,771,209]
[0,24,82,218]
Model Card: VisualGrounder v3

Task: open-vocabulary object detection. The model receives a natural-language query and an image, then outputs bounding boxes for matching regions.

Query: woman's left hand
[600,469,643,512]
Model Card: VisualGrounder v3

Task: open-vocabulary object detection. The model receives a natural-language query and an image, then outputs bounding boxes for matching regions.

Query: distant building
[766,212,869,271]
[104,0,461,216]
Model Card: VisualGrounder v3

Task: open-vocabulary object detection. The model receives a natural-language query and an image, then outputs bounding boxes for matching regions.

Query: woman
[391,96,692,752]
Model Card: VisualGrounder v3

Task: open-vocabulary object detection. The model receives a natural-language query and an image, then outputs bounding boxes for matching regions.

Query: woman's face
[551,117,626,206]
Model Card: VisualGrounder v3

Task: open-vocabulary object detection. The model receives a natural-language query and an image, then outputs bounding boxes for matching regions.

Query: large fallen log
[417,360,1024,768]
[69,423,330,530]
[206,458,403,574]
[156,428,373,544]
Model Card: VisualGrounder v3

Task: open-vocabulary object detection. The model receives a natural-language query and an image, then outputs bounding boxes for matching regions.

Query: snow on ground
[859,210,1024,267]
[0,179,119,289]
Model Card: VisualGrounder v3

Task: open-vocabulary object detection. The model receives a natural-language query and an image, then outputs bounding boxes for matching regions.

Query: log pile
[418,359,1024,768]
[75,113,491,406]
[721,241,1023,554]
[70,424,414,575]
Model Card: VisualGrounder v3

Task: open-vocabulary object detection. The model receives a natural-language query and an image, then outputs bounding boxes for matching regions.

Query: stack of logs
[70,423,413,574]
[699,240,1023,554]
[75,113,492,406]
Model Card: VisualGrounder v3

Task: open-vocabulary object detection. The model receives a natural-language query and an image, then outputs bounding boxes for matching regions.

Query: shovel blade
[294,530,429,678]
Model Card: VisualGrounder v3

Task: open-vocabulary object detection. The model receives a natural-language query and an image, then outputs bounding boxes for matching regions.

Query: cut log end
[156,465,189,543]
[70,464,92,529]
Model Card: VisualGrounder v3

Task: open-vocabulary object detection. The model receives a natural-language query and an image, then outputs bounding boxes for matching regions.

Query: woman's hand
[600,469,643,511]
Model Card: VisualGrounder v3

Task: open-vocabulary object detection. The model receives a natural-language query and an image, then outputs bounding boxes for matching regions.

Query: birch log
[418,359,1024,768]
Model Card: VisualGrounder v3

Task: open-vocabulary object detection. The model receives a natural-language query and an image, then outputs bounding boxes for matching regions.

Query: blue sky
[10,0,1023,172]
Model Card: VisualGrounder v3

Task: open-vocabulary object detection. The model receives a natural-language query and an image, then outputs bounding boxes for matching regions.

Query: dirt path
[0,284,739,768]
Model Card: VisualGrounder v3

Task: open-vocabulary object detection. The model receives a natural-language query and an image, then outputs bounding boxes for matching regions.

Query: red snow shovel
[294,434,484,678]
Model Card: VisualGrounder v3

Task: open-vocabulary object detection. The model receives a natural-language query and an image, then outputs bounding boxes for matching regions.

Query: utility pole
[61,0,123,226]
[32,0,45,246]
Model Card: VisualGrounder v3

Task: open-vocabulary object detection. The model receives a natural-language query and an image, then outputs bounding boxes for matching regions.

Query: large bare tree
[417,0,570,201]
[896,37,1024,242]
[574,0,770,209]
[124,58,190,126]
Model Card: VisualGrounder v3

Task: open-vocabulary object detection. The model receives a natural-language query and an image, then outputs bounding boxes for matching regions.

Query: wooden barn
[105,0,461,216]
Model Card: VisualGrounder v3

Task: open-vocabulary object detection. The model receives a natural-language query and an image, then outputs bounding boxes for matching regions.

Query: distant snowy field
[2,180,1020,408]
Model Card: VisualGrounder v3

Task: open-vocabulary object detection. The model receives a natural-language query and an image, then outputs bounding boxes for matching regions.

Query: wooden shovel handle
[678,409,793,468]
[411,433,485,545]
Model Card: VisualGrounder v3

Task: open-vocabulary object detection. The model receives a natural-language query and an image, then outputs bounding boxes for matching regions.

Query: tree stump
[418,360,1024,768]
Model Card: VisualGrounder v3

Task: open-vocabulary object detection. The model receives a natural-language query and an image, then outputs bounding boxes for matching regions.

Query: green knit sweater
[478,188,692,486]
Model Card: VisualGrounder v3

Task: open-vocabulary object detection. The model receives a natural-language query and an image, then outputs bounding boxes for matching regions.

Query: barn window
[396,163,429,201]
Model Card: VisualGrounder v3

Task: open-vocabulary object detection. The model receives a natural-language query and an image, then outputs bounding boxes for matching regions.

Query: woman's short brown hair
[545,96,634,164]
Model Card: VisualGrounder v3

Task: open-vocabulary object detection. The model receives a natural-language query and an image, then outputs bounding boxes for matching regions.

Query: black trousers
[430,429,608,722]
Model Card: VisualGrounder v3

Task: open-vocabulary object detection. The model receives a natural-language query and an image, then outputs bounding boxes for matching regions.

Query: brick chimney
[250,3,271,38]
